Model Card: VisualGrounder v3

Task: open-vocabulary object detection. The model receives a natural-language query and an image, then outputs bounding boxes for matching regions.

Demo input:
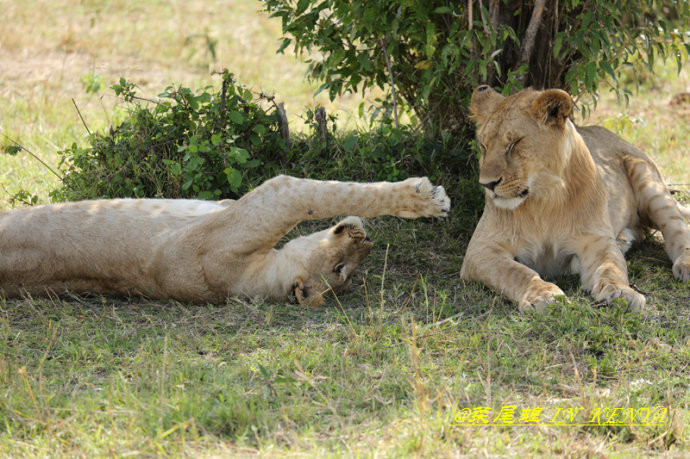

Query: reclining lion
[0,175,450,305]
[460,86,690,312]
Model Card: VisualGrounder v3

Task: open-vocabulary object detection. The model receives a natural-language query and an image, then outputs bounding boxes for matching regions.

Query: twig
[489,0,500,30]
[276,102,290,148]
[478,0,489,33]
[71,98,91,136]
[467,0,473,30]
[2,134,63,180]
[516,0,547,85]
[315,106,327,142]
[380,37,400,129]
[219,77,228,128]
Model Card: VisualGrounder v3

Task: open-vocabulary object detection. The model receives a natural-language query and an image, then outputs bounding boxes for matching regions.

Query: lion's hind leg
[626,157,690,281]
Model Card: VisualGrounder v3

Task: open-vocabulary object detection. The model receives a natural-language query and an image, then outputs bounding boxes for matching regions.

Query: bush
[51,73,483,209]
[52,71,288,201]
[262,0,689,130]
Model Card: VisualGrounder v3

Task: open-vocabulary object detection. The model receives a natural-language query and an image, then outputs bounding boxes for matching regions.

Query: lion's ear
[470,85,505,125]
[333,217,365,241]
[531,89,573,129]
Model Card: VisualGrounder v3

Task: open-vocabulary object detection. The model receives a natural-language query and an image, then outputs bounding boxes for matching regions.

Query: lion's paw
[672,249,690,282]
[407,177,451,218]
[518,283,565,314]
[596,284,646,312]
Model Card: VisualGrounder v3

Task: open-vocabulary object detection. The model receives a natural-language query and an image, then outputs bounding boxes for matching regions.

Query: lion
[0,175,450,306]
[460,86,690,312]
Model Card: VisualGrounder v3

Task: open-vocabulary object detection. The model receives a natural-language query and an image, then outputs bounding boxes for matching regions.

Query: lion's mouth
[492,187,530,210]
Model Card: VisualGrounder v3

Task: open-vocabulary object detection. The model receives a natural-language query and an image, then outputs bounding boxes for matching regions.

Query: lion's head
[470,86,578,210]
[287,216,373,306]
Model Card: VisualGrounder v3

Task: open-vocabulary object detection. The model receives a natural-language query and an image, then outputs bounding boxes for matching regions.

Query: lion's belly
[516,242,577,279]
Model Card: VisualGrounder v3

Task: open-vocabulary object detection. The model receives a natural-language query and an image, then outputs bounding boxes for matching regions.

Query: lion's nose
[480,177,502,191]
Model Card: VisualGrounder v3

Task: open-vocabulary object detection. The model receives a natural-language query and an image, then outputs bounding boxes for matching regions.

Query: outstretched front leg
[460,224,565,313]
[201,175,450,253]
[573,232,646,311]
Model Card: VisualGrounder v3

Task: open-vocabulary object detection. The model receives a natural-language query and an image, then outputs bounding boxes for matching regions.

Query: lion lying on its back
[0,175,450,305]
[461,86,690,312]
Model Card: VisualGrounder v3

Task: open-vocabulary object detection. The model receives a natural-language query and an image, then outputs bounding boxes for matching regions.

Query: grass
[1,0,690,456]
[1,220,688,455]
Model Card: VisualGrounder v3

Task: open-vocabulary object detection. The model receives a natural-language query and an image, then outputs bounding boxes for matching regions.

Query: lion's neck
[562,128,602,203]
[242,242,310,300]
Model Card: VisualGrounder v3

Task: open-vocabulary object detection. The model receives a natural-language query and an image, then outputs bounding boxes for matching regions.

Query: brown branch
[276,102,290,148]
[380,37,400,129]
[489,0,500,30]
[468,0,473,30]
[516,0,547,85]
[478,0,489,33]
[315,107,327,142]
[71,98,91,136]
[2,134,63,181]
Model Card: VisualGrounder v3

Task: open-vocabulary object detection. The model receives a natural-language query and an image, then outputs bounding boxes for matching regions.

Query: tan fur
[0,175,450,305]
[461,86,690,312]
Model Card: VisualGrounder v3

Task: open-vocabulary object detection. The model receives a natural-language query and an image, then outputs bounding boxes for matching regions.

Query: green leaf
[211,133,221,146]
[296,0,310,15]
[277,38,291,54]
[585,61,597,87]
[224,167,242,191]
[228,111,244,124]
[553,35,563,58]
[600,61,617,82]
[257,363,271,379]
[432,6,452,14]
[342,135,357,153]
[2,144,22,156]
[230,147,249,164]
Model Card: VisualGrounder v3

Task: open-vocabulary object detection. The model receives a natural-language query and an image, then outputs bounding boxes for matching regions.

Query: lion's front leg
[574,233,645,311]
[205,175,450,253]
[461,244,565,313]
[245,175,451,221]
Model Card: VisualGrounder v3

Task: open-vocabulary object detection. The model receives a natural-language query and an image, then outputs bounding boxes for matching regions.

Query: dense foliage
[262,0,689,130]
[51,73,481,206]
[52,72,287,201]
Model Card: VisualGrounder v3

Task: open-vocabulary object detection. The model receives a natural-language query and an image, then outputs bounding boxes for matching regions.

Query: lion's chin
[493,196,527,210]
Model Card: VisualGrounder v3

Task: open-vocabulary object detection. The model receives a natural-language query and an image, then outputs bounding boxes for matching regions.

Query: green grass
[1,0,690,455]
[1,219,688,455]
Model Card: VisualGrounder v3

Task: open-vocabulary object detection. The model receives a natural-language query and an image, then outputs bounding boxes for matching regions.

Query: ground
[1,0,689,456]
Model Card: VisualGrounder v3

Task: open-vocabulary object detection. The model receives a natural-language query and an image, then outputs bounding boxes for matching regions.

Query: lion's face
[313,216,373,292]
[470,86,575,210]
[288,216,373,306]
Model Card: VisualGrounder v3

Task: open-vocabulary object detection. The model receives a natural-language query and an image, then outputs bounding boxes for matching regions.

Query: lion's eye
[333,263,345,273]
[506,137,524,156]
[478,143,487,154]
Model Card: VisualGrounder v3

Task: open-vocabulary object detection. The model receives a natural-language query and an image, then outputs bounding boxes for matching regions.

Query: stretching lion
[460,86,690,312]
[0,175,450,305]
